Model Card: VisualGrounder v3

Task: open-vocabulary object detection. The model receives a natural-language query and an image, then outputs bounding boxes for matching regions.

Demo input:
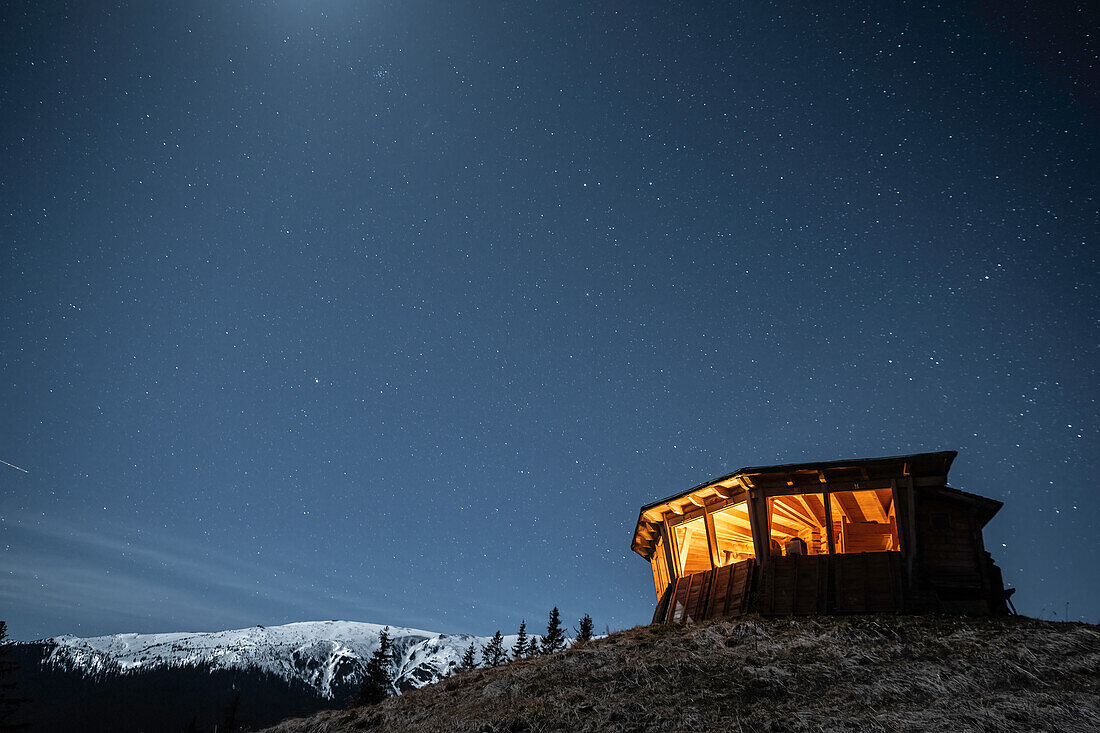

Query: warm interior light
[711,501,755,566]
[650,537,670,596]
[672,516,710,576]
[829,488,899,553]
[767,493,829,555]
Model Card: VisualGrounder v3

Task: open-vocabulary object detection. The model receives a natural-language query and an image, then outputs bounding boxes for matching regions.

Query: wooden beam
[833,492,862,522]
[795,494,825,528]
[769,512,810,536]
[854,490,889,523]
[705,512,720,569]
[687,495,706,508]
[773,498,820,529]
[824,490,836,555]
[712,512,753,533]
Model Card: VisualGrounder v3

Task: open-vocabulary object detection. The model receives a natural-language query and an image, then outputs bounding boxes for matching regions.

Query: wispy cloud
[1,513,405,639]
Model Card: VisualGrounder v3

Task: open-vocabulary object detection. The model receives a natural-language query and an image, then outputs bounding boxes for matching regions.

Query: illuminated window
[829,488,899,553]
[768,494,829,556]
[651,537,671,595]
[672,516,711,576]
[711,501,756,566]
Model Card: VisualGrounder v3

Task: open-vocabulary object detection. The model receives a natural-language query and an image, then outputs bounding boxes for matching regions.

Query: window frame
[664,490,754,576]
[760,484,902,557]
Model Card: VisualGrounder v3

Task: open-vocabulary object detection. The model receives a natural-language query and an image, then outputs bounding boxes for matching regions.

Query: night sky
[2,2,1097,640]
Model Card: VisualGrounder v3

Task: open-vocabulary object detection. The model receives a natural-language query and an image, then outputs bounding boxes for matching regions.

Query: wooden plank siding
[663,559,756,623]
[918,497,983,587]
[706,560,755,619]
[833,552,904,612]
[759,555,829,615]
[665,552,909,621]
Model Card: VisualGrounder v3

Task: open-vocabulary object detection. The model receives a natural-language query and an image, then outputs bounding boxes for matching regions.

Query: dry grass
[259,615,1100,733]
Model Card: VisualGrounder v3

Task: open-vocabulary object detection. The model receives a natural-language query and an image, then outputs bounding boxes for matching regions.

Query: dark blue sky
[2,1,1096,640]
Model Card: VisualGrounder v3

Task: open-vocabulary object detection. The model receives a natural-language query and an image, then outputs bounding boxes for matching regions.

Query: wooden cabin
[632,451,1010,623]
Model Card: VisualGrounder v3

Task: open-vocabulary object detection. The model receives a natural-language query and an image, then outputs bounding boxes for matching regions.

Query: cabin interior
[634,451,1007,619]
[648,487,901,595]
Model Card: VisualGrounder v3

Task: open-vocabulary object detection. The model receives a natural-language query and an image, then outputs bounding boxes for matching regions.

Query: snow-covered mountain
[43,620,517,699]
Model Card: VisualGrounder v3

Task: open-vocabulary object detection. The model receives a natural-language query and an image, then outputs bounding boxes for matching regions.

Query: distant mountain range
[8,621,519,732]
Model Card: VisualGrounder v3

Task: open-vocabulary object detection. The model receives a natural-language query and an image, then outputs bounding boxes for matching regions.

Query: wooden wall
[917,495,983,586]
[753,552,905,615]
[914,494,1002,614]
[661,559,755,624]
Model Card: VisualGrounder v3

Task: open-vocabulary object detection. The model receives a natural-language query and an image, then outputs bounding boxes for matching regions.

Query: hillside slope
[263,615,1100,733]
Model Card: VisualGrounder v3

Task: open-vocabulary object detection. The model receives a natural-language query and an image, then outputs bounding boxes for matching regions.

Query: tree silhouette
[575,613,594,644]
[511,620,528,660]
[458,643,478,671]
[540,607,566,655]
[356,627,394,706]
[481,631,506,667]
[0,622,27,732]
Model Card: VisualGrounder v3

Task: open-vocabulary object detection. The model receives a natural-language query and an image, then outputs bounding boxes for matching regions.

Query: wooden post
[903,476,918,587]
[704,510,720,569]
[747,488,769,565]
[660,523,678,580]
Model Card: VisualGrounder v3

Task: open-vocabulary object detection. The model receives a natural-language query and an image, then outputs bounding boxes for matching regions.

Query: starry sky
[1,1,1096,640]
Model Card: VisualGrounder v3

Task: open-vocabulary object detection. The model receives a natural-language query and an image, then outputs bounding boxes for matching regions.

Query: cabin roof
[630,450,995,559]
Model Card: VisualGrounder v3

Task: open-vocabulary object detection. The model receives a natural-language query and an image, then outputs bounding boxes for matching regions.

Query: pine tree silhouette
[511,620,528,660]
[356,627,394,706]
[575,613,594,644]
[540,607,566,655]
[527,635,540,657]
[458,643,478,671]
[0,622,28,732]
[481,630,506,667]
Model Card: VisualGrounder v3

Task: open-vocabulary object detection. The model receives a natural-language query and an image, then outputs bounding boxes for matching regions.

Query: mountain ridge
[41,619,517,698]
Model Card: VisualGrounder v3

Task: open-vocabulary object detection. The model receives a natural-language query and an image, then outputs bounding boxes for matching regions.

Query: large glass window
[651,537,671,595]
[711,501,756,566]
[767,494,829,556]
[829,488,899,553]
[672,516,711,576]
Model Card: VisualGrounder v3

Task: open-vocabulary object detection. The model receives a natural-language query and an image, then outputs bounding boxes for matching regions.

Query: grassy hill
[262,614,1099,732]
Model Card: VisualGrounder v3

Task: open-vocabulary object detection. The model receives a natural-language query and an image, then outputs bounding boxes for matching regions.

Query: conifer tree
[511,620,528,660]
[458,642,478,671]
[540,607,566,655]
[527,635,540,657]
[356,627,394,706]
[481,630,506,667]
[575,613,594,644]
[0,621,27,732]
